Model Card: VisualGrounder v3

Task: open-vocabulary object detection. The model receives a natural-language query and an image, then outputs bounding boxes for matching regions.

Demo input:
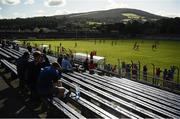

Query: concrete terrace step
[0,77,37,118]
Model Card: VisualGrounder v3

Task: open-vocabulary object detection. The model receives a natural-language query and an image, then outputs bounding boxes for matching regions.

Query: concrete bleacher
[0,48,19,59]
[0,77,38,118]
[0,50,11,60]
[0,47,119,118]
[1,59,17,75]
[84,72,180,103]
[69,72,180,115]
[61,77,143,118]
[81,72,180,109]
[72,72,180,117]
[1,47,121,118]
[2,49,119,118]
[0,59,87,118]
[62,73,169,118]
[0,46,180,118]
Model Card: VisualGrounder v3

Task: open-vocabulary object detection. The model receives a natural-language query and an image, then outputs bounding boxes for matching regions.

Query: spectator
[155,68,162,85]
[170,66,175,80]
[143,65,148,81]
[47,49,52,55]
[23,41,26,46]
[27,51,50,102]
[112,65,117,73]
[27,44,32,53]
[57,54,63,66]
[12,43,16,49]
[37,62,71,112]
[43,47,47,54]
[133,42,137,50]
[126,64,131,79]
[17,52,30,94]
[16,44,19,51]
[83,58,89,71]
[163,69,168,87]
[168,68,175,81]
[69,54,75,67]
[61,55,73,73]
[121,62,126,78]
[89,60,95,74]
[106,64,111,71]
[166,70,174,88]
[37,62,70,100]
[132,64,138,80]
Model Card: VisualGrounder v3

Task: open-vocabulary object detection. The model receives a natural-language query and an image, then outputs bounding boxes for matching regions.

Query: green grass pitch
[22,38,180,82]
[23,39,180,68]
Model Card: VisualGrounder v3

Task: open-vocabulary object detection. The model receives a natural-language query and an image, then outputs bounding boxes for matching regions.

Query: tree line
[0,17,180,36]
[97,18,180,35]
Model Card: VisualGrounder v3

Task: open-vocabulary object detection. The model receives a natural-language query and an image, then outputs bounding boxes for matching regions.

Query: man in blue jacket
[61,55,73,73]
[37,62,70,101]
[37,62,61,99]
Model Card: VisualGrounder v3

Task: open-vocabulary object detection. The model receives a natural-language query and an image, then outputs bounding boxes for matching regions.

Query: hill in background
[54,8,164,24]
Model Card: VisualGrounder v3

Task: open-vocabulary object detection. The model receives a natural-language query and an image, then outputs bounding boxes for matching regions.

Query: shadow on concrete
[0,78,36,118]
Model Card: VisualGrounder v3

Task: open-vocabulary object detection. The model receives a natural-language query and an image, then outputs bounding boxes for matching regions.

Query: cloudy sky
[0,0,180,19]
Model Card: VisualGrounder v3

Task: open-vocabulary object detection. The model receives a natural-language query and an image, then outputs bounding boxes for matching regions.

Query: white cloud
[1,0,21,5]
[24,0,34,5]
[157,11,180,18]
[0,14,3,19]
[36,10,45,16]
[44,0,66,7]
[107,0,128,8]
[0,7,2,10]
[54,9,69,15]
[13,12,26,18]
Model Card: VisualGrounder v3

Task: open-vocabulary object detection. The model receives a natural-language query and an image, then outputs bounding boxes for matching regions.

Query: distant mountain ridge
[53,8,164,23]
[0,8,168,34]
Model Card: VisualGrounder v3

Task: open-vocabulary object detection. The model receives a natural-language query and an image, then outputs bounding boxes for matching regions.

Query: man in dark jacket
[17,52,30,93]
[27,51,50,101]
[83,58,89,71]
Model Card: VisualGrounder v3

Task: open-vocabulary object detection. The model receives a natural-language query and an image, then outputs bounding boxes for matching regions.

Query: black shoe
[63,91,71,103]
[66,91,71,98]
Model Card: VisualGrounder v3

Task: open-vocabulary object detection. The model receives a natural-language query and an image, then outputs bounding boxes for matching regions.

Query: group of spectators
[109,62,176,87]
[57,52,97,74]
[16,50,71,112]
[12,43,19,51]
[17,45,98,110]
[18,42,177,99]
[155,66,176,86]
[0,40,19,50]
[104,64,118,73]
[57,54,73,73]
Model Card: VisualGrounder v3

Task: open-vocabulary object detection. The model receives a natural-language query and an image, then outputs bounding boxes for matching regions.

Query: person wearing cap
[37,62,71,104]
[17,51,30,94]
[37,62,61,98]
[37,62,69,99]
[27,51,50,102]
